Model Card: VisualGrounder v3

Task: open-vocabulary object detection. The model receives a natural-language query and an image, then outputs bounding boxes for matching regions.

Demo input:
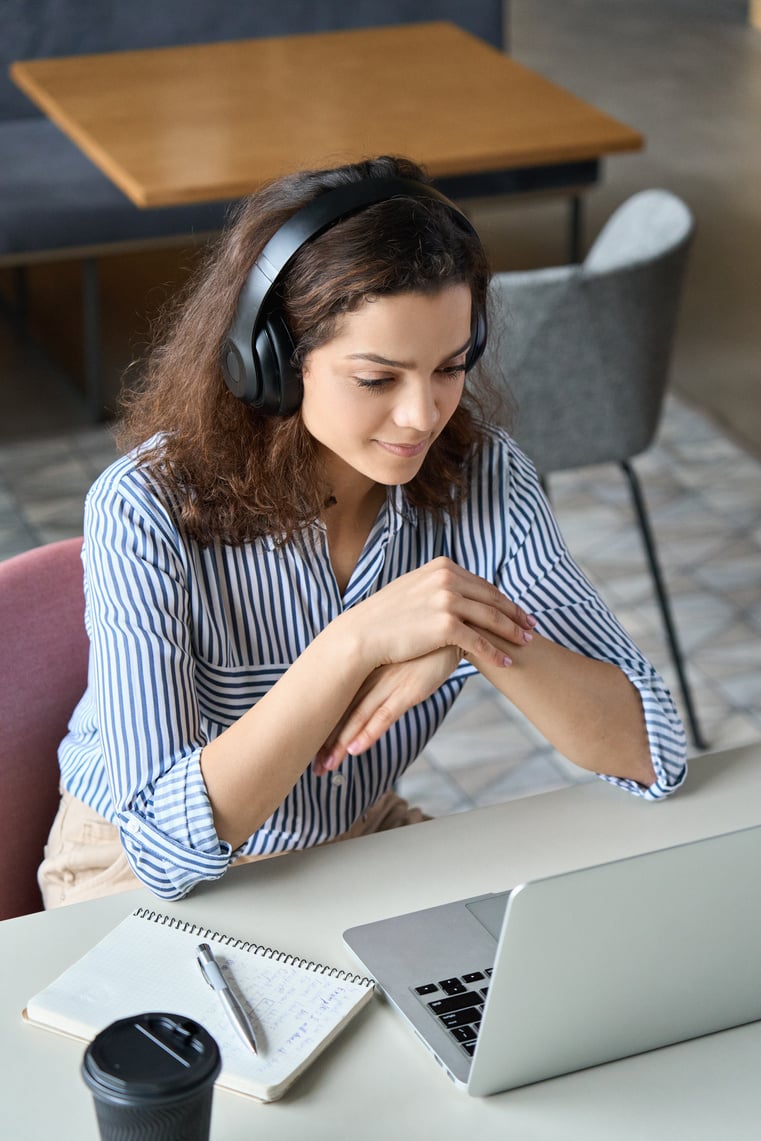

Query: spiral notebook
[24,907,375,1102]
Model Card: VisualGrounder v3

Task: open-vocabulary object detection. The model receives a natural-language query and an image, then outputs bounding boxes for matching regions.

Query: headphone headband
[222,176,487,415]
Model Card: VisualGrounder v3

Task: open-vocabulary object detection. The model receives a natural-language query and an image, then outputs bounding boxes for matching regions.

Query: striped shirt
[60,425,687,899]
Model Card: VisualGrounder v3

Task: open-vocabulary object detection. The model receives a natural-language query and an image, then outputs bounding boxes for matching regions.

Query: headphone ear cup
[466,307,488,372]
[253,312,301,416]
[221,339,249,401]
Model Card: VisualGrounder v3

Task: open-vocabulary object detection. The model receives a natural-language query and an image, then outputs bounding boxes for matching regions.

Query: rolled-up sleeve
[84,471,231,898]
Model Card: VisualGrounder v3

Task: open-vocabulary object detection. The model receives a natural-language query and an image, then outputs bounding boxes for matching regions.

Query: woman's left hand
[314,645,462,775]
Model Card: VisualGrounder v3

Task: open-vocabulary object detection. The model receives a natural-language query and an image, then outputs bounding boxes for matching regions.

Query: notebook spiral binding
[134,907,374,987]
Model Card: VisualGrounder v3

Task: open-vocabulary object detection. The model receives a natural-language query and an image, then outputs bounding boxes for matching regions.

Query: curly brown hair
[116,156,496,546]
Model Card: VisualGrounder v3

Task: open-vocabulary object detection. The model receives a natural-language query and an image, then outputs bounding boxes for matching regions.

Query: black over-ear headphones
[220,176,488,416]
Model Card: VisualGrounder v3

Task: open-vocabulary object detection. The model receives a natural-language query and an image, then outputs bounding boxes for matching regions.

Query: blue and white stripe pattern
[60,426,686,899]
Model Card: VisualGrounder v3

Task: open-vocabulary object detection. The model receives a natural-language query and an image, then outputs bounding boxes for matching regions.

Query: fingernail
[346,740,361,756]
[502,654,513,667]
[526,615,538,627]
[522,631,533,643]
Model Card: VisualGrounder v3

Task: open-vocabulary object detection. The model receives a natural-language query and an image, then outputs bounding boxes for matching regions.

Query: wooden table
[11,21,642,258]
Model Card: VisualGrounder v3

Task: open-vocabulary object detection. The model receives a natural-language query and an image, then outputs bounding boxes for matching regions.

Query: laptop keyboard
[413,968,493,1056]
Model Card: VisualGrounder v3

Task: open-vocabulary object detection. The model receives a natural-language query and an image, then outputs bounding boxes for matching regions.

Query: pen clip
[196,942,216,988]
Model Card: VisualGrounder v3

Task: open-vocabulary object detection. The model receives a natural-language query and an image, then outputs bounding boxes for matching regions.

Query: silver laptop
[343,824,761,1096]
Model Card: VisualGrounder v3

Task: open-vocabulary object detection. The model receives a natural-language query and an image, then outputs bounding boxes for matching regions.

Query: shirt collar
[386,484,418,531]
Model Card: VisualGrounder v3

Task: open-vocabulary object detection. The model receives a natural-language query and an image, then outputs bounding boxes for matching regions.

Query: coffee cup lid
[82,1013,220,1103]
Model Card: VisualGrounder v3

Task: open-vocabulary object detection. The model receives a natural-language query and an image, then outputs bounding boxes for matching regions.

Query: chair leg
[620,460,708,750]
[0,266,30,335]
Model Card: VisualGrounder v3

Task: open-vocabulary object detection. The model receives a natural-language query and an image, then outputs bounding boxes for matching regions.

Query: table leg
[81,257,104,421]
[569,195,584,263]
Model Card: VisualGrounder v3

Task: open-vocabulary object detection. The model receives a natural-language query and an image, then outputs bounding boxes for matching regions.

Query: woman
[40,155,686,906]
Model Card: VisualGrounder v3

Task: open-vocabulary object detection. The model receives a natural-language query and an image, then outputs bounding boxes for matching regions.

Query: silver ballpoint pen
[196,942,258,1053]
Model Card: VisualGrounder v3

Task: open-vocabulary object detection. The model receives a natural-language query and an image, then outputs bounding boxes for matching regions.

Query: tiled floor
[0,426,120,557]
[2,394,760,816]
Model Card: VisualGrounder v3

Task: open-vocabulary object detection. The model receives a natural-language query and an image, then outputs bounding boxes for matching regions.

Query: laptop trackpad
[465,891,511,941]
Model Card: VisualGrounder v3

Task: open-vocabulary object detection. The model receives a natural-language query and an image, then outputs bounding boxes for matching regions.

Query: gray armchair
[487,189,704,748]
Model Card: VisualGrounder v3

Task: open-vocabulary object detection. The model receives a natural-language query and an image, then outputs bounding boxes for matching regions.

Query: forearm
[200,614,369,849]
[475,632,656,787]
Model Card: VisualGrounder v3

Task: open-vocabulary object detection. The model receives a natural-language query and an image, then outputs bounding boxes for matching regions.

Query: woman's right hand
[345,556,535,672]
[314,646,462,774]
[315,559,536,772]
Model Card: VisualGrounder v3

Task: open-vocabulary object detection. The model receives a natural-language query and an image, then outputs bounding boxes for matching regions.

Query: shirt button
[124,818,141,835]
[331,773,346,788]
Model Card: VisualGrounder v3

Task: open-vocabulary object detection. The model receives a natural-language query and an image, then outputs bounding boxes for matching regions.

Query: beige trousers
[38,787,429,909]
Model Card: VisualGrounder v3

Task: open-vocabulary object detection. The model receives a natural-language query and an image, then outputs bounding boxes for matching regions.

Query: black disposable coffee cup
[81,1012,221,1141]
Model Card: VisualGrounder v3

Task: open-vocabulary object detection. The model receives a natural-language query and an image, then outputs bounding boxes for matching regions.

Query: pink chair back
[0,538,88,919]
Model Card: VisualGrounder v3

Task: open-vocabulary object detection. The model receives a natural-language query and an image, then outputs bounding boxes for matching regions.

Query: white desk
[5,744,761,1140]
